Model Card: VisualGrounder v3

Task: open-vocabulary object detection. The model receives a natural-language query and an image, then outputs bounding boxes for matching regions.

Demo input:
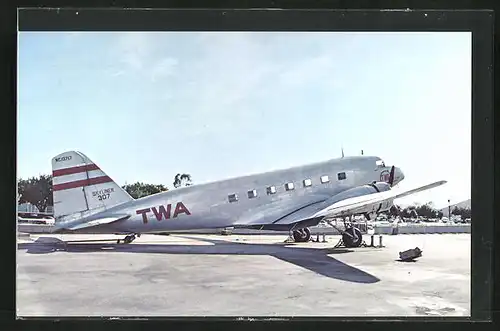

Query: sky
[17,31,471,209]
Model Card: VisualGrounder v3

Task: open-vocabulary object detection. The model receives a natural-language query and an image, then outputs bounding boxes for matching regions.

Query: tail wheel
[121,234,136,244]
[293,227,311,243]
[342,227,363,248]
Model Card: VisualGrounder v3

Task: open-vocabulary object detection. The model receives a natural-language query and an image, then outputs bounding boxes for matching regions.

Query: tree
[452,206,471,219]
[17,175,53,212]
[400,206,418,219]
[462,207,471,219]
[173,173,192,188]
[389,205,402,217]
[122,182,168,199]
[414,202,436,218]
[395,202,443,220]
[18,179,28,203]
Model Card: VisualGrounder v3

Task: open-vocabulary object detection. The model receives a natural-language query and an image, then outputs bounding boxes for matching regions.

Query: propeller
[388,166,395,187]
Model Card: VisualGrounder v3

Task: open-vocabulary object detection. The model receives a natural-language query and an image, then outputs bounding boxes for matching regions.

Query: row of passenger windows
[227,172,347,203]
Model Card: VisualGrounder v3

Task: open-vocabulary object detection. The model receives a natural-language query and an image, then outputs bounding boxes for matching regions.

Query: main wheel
[293,227,311,243]
[342,227,363,248]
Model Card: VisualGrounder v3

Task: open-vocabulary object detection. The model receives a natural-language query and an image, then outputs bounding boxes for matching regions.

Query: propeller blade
[388,166,395,186]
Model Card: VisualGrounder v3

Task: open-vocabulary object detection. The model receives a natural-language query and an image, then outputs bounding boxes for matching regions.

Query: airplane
[49,151,446,247]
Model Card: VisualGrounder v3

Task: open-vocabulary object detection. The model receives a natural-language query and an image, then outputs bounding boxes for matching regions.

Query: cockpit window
[376,160,386,168]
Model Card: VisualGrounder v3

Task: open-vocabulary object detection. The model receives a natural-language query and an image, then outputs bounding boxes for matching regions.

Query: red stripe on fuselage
[53,176,113,191]
[52,164,100,177]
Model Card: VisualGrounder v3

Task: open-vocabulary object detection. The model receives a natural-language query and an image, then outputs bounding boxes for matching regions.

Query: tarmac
[16,233,470,317]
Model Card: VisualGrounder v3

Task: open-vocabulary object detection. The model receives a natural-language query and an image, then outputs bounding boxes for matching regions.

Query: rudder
[51,151,133,218]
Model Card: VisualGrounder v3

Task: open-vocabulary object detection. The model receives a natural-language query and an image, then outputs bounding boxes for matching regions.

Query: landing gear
[117,233,140,244]
[292,227,311,243]
[340,216,363,248]
[342,226,363,248]
[323,215,364,248]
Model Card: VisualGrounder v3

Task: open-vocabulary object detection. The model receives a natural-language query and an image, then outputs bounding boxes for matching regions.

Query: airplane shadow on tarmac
[17,235,380,284]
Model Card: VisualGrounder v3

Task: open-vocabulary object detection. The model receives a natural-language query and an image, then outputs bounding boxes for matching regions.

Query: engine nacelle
[329,182,394,218]
[364,198,394,220]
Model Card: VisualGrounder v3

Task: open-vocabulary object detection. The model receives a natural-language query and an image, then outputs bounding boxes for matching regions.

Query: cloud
[161,33,343,136]
[115,32,153,71]
[109,32,340,115]
[278,55,337,88]
[145,33,281,135]
[111,32,179,81]
[110,70,125,77]
[151,57,178,82]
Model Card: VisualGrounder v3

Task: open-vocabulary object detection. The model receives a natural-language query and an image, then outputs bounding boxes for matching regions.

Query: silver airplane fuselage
[57,156,403,235]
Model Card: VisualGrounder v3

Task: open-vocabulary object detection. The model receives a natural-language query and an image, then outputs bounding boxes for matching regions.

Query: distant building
[440,199,471,217]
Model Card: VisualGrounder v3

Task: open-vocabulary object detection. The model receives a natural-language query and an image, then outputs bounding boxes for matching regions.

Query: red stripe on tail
[53,176,113,191]
[52,164,100,177]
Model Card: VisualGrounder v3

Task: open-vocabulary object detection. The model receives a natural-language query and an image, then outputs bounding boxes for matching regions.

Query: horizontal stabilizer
[66,214,130,231]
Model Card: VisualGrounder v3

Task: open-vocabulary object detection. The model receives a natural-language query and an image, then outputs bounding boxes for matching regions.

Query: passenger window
[285,182,295,191]
[228,194,238,203]
[303,179,312,187]
[266,186,277,195]
[320,175,330,183]
[337,172,346,180]
[247,189,258,199]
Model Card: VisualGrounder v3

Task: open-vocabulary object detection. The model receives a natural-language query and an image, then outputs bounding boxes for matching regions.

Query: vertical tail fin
[51,151,133,219]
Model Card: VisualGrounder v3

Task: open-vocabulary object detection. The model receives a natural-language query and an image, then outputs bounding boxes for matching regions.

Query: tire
[342,227,363,248]
[293,227,311,243]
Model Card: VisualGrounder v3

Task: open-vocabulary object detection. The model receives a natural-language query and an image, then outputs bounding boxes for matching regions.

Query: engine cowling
[329,182,394,219]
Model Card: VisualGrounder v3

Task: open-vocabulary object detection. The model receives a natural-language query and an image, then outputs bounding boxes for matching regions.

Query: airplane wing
[270,180,447,226]
[58,214,131,231]
[311,180,447,219]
